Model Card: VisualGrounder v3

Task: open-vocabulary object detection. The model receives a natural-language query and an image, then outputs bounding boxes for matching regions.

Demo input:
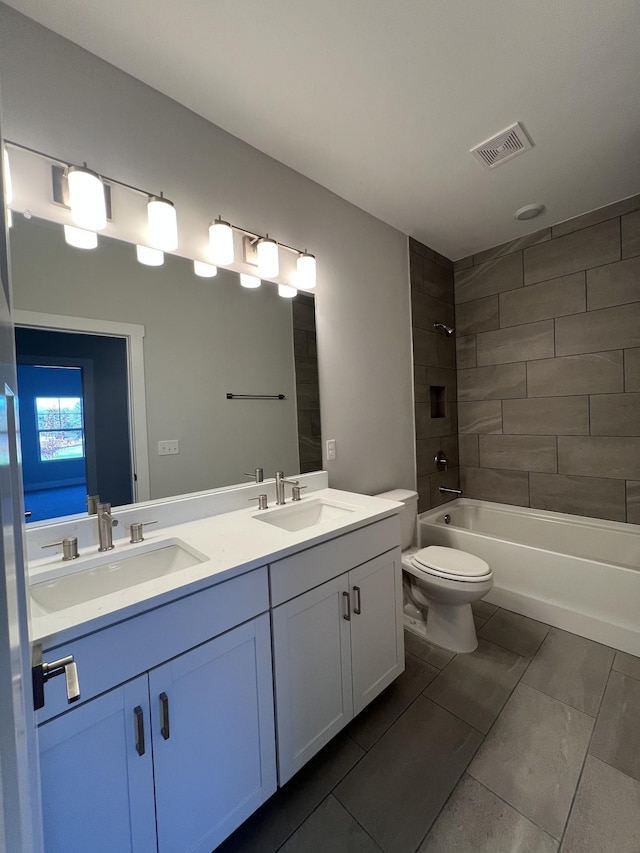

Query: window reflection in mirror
[10,215,321,522]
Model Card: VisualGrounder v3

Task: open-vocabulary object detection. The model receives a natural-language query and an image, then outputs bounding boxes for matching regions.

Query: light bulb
[240,273,261,289]
[193,260,217,278]
[67,165,107,231]
[297,252,316,289]
[278,283,297,298]
[257,236,279,278]
[208,218,234,265]
[3,147,12,206]
[64,224,98,250]
[147,195,178,251]
[136,245,164,266]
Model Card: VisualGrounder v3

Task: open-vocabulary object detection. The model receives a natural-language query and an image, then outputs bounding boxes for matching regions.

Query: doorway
[15,328,134,521]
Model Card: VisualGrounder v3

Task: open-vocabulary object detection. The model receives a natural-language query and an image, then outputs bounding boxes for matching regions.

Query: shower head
[433,322,455,337]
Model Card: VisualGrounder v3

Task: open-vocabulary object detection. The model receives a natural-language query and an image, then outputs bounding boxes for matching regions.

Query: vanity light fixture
[257,235,279,279]
[278,283,297,298]
[136,244,164,266]
[147,194,178,251]
[240,273,261,289]
[67,165,107,231]
[64,224,98,250]
[193,260,217,278]
[209,217,234,265]
[3,147,12,228]
[296,252,316,289]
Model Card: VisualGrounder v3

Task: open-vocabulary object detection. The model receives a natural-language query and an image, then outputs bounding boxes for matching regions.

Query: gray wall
[0,4,415,496]
[454,195,640,523]
[409,239,460,512]
[10,216,300,499]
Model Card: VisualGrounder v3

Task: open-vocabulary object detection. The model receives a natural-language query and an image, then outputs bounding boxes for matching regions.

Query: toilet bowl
[402,546,493,653]
[374,489,492,654]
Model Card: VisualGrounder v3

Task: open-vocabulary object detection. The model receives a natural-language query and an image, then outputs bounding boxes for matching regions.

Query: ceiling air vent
[470,122,533,169]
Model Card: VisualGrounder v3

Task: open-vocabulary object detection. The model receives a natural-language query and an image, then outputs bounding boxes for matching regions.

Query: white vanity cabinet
[270,518,403,783]
[37,568,277,853]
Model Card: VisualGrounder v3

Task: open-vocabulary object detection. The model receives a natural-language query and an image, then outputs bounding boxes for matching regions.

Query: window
[36,397,85,461]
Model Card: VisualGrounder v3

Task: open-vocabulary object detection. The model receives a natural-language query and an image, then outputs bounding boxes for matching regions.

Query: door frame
[13,311,150,503]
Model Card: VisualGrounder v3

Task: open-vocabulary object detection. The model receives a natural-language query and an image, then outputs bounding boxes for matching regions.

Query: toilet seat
[411,546,491,583]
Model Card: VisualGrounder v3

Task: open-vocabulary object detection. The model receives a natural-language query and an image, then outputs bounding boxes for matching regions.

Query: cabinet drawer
[270,516,400,606]
[37,567,269,723]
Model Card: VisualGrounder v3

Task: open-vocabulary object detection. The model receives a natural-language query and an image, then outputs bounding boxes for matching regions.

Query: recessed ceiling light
[514,203,546,221]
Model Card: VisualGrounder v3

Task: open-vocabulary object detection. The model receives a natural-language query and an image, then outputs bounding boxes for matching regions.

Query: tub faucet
[439,487,462,496]
[97,502,119,551]
[275,471,299,505]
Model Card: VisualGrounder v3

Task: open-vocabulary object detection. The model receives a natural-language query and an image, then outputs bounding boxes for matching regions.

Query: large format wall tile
[477,320,554,366]
[413,327,439,366]
[555,303,640,355]
[460,467,529,505]
[455,252,523,304]
[415,403,455,439]
[590,393,640,436]
[458,434,479,466]
[456,295,499,335]
[622,210,640,259]
[625,348,640,391]
[456,335,476,369]
[423,256,455,303]
[527,352,624,397]
[502,397,589,435]
[587,256,640,310]
[552,195,640,238]
[472,228,551,266]
[458,363,526,401]
[499,272,585,327]
[558,436,640,480]
[627,481,640,524]
[479,435,557,473]
[458,401,502,434]
[523,220,620,285]
[529,473,626,522]
[412,290,455,332]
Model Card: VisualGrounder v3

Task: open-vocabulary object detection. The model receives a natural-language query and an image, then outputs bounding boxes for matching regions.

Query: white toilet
[376,489,493,653]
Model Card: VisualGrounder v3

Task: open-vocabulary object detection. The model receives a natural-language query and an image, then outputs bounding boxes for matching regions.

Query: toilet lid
[411,546,491,579]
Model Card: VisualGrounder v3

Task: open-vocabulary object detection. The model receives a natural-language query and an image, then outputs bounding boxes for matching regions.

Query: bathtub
[418,498,640,656]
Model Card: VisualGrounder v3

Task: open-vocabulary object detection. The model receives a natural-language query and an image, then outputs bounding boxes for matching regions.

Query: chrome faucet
[97,502,119,551]
[275,471,299,505]
[439,487,462,496]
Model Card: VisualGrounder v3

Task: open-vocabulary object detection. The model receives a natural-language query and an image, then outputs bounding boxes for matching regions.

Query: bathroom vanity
[29,478,403,853]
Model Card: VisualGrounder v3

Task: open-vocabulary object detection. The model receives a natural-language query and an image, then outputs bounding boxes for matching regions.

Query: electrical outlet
[326,439,337,461]
[158,439,179,456]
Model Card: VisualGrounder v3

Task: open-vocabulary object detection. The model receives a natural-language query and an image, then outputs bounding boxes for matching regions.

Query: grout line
[468,774,560,842]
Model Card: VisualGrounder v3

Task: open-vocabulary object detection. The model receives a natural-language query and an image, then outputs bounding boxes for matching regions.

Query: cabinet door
[38,675,157,853]
[149,614,276,853]
[272,574,353,784]
[350,548,404,716]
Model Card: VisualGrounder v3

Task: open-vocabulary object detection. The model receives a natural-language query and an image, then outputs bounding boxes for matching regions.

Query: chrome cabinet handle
[343,591,351,621]
[353,585,362,615]
[134,706,145,756]
[159,692,170,740]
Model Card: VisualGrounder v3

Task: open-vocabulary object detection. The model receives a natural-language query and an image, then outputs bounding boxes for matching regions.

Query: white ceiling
[4,0,640,259]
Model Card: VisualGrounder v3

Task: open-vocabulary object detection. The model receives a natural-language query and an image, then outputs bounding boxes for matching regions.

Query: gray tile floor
[218,605,640,853]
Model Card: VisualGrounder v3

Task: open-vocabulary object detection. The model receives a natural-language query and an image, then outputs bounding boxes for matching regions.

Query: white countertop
[29,488,402,647]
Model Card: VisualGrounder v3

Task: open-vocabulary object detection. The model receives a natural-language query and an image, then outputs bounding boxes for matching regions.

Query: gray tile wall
[453,194,640,523]
[410,238,459,512]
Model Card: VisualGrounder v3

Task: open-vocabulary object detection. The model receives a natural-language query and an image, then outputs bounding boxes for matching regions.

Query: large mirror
[9,215,321,523]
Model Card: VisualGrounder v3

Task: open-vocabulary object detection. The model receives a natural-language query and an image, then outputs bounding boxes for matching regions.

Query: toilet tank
[375,489,418,550]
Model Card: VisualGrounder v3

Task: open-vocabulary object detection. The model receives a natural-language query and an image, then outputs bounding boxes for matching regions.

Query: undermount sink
[30,539,208,613]
[255,498,356,532]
